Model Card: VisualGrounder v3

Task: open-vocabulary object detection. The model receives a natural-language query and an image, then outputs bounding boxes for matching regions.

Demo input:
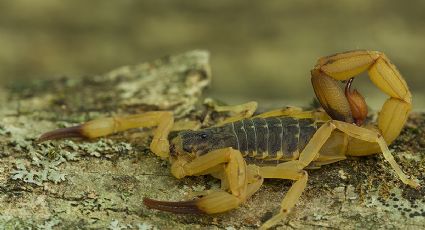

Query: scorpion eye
[200,133,208,139]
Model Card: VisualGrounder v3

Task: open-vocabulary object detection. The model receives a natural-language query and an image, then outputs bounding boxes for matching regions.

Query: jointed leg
[254,106,330,121]
[295,119,418,188]
[172,148,247,197]
[172,119,201,131]
[196,164,264,214]
[147,147,252,214]
[333,120,419,188]
[258,118,418,229]
[255,106,302,118]
[145,149,265,215]
[256,122,335,229]
[38,111,174,159]
[210,164,264,200]
[208,100,330,126]
[259,167,308,230]
[195,165,264,214]
[206,100,257,126]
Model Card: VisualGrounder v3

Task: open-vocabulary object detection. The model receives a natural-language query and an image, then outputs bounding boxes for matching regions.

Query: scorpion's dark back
[204,117,324,165]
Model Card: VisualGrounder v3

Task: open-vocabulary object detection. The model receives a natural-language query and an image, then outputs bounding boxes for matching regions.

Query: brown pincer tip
[37,125,84,143]
[143,197,205,214]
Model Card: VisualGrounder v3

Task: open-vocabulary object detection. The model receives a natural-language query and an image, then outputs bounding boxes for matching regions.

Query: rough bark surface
[0,50,424,230]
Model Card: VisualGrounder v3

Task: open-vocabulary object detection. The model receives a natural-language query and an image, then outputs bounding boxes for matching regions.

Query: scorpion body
[177,117,325,165]
[38,50,419,229]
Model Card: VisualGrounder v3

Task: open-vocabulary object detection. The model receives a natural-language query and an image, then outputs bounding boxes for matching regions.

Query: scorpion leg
[259,167,308,230]
[38,112,173,159]
[259,118,418,229]
[206,100,257,126]
[207,164,264,197]
[299,119,418,188]
[258,122,335,229]
[172,119,201,131]
[254,106,330,121]
[145,147,265,215]
[332,120,419,188]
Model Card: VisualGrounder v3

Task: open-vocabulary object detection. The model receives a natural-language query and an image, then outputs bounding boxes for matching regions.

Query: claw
[38,125,85,142]
[144,191,241,215]
[345,78,368,126]
[143,197,204,214]
[38,117,118,142]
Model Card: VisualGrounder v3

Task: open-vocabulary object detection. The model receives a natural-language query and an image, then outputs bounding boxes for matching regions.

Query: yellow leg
[209,101,330,125]
[254,106,302,118]
[254,106,330,121]
[297,119,418,188]
[146,148,265,214]
[207,100,257,126]
[190,165,264,213]
[245,165,264,198]
[258,118,418,229]
[171,147,247,198]
[333,120,419,188]
[306,154,347,169]
[313,50,412,145]
[172,119,201,131]
[257,121,335,229]
[196,164,264,214]
[38,112,174,159]
[259,167,308,230]
[213,164,264,198]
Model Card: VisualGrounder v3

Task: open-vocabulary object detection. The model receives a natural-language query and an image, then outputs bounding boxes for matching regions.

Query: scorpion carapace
[38,50,419,229]
[175,117,325,163]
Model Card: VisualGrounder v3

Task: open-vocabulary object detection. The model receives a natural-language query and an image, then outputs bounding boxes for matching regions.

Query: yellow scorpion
[39,50,419,229]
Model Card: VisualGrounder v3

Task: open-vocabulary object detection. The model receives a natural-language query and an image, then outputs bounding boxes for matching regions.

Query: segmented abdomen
[224,117,322,162]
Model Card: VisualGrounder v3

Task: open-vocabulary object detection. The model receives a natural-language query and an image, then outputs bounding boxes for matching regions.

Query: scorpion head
[172,126,235,157]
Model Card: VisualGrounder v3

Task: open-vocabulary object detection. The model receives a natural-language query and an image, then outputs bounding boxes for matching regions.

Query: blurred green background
[1,0,424,109]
